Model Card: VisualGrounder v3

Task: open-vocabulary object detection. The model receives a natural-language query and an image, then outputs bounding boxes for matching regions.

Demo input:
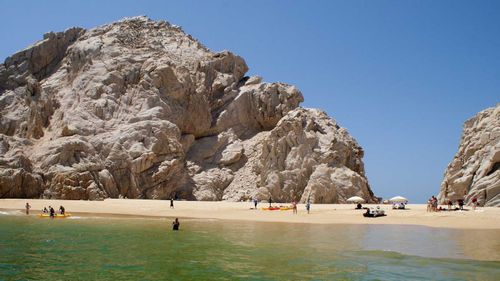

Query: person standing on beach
[253,198,258,209]
[292,201,297,214]
[306,201,311,214]
[25,203,31,215]
[170,198,174,209]
[472,197,478,210]
[172,218,180,230]
[269,196,272,207]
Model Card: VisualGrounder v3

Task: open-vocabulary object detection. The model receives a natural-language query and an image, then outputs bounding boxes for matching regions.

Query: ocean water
[0,212,499,280]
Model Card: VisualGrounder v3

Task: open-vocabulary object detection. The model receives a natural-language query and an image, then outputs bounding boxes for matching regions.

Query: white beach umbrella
[346,196,365,203]
[389,196,408,203]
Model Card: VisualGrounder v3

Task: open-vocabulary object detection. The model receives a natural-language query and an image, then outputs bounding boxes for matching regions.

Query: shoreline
[1,199,499,230]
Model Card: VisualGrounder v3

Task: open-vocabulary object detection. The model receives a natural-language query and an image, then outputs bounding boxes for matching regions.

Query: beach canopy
[346,196,365,203]
[389,196,408,203]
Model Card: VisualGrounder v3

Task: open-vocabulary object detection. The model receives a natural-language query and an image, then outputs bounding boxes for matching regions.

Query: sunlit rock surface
[438,104,500,206]
[0,17,375,202]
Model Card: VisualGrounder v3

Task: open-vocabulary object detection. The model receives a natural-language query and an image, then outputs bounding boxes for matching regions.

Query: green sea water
[0,211,499,281]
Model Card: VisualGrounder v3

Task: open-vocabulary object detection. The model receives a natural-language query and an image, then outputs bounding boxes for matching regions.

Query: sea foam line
[0,210,23,216]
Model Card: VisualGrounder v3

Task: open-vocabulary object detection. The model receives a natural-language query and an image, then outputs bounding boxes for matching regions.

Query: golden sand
[1,199,499,230]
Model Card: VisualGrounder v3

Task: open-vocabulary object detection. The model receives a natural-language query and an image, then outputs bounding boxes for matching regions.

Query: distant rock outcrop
[0,16,376,203]
[438,104,500,206]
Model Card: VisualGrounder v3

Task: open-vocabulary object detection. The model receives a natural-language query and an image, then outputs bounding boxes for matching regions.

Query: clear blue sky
[1,1,499,203]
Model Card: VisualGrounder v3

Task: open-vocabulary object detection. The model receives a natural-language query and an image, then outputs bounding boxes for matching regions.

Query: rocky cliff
[0,16,376,203]
[438,104,500,206]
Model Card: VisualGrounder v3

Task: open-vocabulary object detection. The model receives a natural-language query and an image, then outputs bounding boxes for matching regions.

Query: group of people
[290,201,310,214]
[42,205,66,218]
[428,196,471,212]
[427,196,439,212]
[24,203,66,218]
[443,199,465,211]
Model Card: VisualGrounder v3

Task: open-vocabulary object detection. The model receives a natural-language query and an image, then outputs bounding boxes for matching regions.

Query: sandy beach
[1,199,499,230]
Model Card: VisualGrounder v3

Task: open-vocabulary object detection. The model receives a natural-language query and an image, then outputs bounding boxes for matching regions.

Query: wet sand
[1,199,499,230]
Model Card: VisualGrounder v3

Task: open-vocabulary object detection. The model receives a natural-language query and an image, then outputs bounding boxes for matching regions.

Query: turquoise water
[0,212,499,280]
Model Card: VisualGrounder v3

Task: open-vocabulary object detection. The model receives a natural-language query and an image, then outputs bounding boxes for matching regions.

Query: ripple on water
[0,215,498,280]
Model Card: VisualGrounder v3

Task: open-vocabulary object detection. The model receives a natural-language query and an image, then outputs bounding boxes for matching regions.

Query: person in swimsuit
[170,198,174,209]
[292,201,297,214]
[25,203,31,215]
[172,218,180,230]
[49,206,55,218]
[458,199,464,210]
[472,197,478,210]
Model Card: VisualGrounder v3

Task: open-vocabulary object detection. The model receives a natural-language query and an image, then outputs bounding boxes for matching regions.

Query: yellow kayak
[261,207,280,211]
[38,213,71,218]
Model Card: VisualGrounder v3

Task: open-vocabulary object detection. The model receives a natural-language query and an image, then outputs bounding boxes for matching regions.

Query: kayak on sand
[261,206,292,211]
[38,213,72,218]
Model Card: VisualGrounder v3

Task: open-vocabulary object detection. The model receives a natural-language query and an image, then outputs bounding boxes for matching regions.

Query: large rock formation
[438,104,500,206]
[0,16,376,203]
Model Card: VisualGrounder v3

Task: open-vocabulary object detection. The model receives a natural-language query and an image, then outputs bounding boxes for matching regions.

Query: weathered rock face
[0,16,376,202]
[438,104,500,206]
[256,108,374,203]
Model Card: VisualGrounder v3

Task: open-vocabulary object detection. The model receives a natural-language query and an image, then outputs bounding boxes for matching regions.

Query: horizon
[1,1,499,203]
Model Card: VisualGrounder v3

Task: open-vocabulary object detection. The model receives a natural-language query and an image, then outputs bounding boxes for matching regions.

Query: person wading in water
[172,218,180,230]
[49,206,55,218]
[25,203,31,215]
